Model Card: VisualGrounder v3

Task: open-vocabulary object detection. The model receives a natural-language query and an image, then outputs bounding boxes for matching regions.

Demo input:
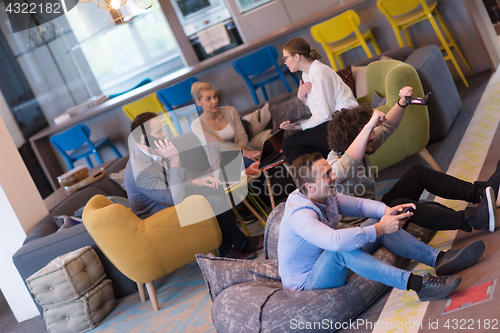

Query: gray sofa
[12,158,139,314]
[353,45,462,143]
[197,202,434,333]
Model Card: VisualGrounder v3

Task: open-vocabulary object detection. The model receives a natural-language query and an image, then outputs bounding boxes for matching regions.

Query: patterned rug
[90,261,216,333]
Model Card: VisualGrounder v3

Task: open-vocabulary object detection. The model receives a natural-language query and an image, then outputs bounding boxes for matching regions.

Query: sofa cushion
[241,103,272,140]
[372,91,387,109]
[26,246,106,306]
[336,66,355,95]
[270,96,311,133]
[196,255,281,300]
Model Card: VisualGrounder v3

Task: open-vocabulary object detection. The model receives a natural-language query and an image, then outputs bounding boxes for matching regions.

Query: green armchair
[361,59,440,172]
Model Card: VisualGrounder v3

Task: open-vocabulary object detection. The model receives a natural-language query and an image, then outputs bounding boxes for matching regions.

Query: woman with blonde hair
[280,37,358,163]
[190,82,260,171]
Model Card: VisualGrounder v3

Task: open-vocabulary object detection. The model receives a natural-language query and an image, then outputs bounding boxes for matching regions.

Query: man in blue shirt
[124,112,263,259]
[278,152,484,301]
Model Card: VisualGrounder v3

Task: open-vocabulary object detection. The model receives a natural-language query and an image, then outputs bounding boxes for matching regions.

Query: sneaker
[477,160,500,207]
[435,240,485,276]
[467,187,497,232]
[416,274,461,302]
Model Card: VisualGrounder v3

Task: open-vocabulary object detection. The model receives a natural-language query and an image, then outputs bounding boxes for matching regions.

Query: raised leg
[137,283,147,303]
[426,12,468,87]
[261,86,269,101]
[107,139,122,158]
[417,148,441,172]
[434,9,473,74]
[264,170,276,209]
[145,281,160,312]
[370,34,381,55]
[85,156,94,168]
[403,28,413,49]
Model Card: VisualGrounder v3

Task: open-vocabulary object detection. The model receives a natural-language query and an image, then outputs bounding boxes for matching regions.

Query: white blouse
[301,60,358,130]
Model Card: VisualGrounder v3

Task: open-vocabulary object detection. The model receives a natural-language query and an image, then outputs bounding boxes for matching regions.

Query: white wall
[0,90,48,321]
[0,94,24,148]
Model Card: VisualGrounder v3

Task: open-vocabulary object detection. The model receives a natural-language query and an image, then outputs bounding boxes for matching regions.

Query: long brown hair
[284,38,321,61]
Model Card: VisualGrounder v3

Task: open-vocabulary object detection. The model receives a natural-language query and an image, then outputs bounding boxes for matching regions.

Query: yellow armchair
[364,59,440,172]
[82,195,222,311]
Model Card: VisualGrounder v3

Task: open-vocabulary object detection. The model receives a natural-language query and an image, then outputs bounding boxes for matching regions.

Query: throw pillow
[372,91,387,109]
[195,254,281,300]
[249,129,272,149]
[270,96,311,133]
[351,65,367,98]
[241,103,272,141]
[335,66,355,95]
[109,168,126,190]
[55,215,83,230]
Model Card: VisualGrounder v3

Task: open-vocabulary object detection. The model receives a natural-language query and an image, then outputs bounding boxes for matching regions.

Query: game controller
[405,92,432,106]
[397,206,415,230]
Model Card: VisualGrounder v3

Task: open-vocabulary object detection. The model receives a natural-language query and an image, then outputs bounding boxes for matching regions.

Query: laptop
[258,129,286,171]
[219,150,245,186]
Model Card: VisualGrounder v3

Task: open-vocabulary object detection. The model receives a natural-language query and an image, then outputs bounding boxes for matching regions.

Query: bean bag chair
[196,202,433,332]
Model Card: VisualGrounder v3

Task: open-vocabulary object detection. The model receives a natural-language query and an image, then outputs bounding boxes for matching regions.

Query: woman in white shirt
[280,37,358,163]
[190,82,260,171]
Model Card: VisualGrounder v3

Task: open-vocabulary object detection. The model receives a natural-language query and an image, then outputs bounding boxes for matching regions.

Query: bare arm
[384,86,413,125]
[344,110,386,161]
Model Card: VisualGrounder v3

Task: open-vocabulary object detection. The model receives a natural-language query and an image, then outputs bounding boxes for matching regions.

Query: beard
[365,141,375,155]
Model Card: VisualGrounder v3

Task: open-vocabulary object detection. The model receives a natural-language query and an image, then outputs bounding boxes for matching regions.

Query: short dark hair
[327,104,373,155]
[130,112,159,143]
[290,152,323,195]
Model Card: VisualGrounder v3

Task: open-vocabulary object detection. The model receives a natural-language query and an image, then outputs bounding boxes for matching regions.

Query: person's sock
[407,273,423,292]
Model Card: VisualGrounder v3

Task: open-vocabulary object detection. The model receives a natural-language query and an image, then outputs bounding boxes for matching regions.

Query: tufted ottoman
[26,246,115,333]
[196,202,434,333]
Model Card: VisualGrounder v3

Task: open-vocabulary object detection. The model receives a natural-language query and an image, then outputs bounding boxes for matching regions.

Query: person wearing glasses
[279,37,358,164]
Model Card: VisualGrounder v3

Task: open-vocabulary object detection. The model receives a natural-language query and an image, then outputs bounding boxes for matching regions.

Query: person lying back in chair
[326,86,499,233]
[278,152,485,301]
[124,112,263,259]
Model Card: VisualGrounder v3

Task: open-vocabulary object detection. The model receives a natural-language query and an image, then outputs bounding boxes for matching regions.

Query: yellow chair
[122,93,179,136]
[82,195,221,312]
[376,0,472,87]
[310,10,381,71]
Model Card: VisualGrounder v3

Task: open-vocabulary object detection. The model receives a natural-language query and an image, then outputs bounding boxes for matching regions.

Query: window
[66,0,185,94]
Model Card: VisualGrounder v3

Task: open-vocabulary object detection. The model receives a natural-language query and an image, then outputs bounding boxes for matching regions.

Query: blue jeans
[303,218,440,291]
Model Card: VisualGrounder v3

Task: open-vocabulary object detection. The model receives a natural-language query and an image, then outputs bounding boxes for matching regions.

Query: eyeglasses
[282,55,292,61]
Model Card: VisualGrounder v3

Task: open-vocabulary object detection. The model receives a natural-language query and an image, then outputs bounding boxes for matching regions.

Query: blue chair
[50,124,122,170]
[156,77,200,135]
[233,45,300,105]
[108,78,152,99]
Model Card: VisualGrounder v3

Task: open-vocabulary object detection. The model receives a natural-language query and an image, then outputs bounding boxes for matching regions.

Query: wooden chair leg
[417,148,441,172]
[146,282,160,312]
[137,283,147,303]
